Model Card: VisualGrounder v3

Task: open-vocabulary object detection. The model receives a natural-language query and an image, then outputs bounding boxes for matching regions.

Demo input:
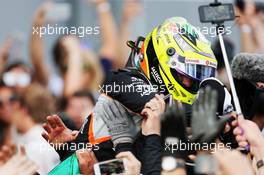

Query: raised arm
[30,3,50,86]
[0,38,12,76]
[250,14,264,53]
[92,0,119,67]
[61,36,83,97]
[119,0,142,68]
[235,5,257,53]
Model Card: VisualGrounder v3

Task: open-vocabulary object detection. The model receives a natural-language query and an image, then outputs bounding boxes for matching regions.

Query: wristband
[96,2,110,13]
[257,158,264,169]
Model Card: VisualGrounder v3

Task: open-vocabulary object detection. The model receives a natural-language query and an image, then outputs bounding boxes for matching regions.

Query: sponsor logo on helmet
[185,59,200,64]
[168,83,179,96]
[151,67,163,84]
[185,58,217,68]
[164,33,171,44]
[209,61,217,68]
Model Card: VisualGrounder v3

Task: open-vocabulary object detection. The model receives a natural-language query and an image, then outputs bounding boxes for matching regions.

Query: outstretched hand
[42,115,78,149]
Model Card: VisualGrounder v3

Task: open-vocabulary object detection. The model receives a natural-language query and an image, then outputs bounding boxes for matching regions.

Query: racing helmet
[134,17,217,104]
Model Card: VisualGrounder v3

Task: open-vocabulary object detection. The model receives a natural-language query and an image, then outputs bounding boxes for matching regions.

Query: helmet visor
[167,54,216,81]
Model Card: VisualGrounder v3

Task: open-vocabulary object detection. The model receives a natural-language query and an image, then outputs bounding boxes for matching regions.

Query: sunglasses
[0,95,20,108]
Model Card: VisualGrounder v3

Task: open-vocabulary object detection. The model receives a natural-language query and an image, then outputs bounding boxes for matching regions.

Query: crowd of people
[0,0,264,175]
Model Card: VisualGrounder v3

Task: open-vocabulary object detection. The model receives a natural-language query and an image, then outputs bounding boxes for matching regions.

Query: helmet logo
[168,83,179,96]
[168,83,175,91]
[151,67,163,84]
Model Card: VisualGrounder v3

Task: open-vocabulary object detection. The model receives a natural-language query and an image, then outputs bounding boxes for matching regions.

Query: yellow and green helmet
[136,17,217,104]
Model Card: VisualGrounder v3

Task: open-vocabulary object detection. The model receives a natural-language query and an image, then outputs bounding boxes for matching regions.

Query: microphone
[231,53,264,83]
[231,53,264,119]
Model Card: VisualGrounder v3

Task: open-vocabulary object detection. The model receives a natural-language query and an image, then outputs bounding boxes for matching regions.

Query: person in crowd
[0,145,38,175]
[235,0,264,53]
[62,91,96,130]
[0,82,17,146]
[11,83,60,174]
[30,0,120,97]
[212,37,235,90]
[1,61,32,94]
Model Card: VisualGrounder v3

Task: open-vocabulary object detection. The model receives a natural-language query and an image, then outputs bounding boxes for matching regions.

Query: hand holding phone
[93,158,125,175]
[94,151,141,175]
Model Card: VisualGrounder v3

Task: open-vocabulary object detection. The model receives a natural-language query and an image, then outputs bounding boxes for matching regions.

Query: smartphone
[94,159,125,175]
[199,3,235,23]
[45,3,72,22]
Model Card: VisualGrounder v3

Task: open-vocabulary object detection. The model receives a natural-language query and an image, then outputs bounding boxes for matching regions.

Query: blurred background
[0,0,240,73]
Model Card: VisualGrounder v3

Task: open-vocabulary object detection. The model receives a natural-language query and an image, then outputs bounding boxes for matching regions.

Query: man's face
[178,74,194,88]
[66,96,94,129]
[0,87,14,124]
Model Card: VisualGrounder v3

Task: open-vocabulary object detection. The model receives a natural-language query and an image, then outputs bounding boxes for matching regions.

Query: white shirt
[17,125,60,175]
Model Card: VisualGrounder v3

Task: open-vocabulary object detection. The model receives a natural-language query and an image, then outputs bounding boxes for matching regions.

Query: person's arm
[214,149,254,175]
[250,16,264,53]
[140,94,165,175]
[116,151,141,175]
[0,38,12,76]
[92,0,119,67]
[235,4,257,53]
[30,3,50,86]
[232,116,264,175]
[118,0,142,68]
[76,149,98,175]
[62,36,83,97]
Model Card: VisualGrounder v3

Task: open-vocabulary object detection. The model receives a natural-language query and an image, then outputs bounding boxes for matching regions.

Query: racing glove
[191,87,229,144]
[94,95,141,147]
